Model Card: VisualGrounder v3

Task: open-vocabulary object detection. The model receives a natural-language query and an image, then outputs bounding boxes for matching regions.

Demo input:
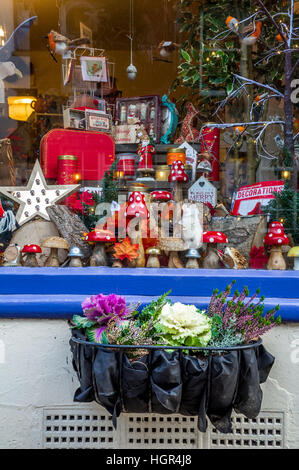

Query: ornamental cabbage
[157,302,212,347]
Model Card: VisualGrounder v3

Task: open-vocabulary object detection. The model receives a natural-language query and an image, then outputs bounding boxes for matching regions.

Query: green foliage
[79,192,101,231]
[136,290,172,325]
[99,160,118,204]
[263,182,299,244]
[71,315,95,329]
[210,314,243,349]
[172,0,287,114]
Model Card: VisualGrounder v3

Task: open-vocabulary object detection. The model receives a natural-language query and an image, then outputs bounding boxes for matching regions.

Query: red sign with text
[231,180,285,216]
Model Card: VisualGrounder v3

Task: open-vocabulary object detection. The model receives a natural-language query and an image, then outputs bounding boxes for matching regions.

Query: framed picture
[80,22,93,47]
[80,56,108,83]
[85,109,111,133]
[116,95,162,143]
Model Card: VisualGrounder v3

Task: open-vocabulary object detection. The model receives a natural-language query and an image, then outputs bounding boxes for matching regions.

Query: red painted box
[40,129,115,180]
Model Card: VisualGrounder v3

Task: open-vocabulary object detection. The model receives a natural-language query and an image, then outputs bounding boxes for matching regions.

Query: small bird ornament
[47,30,91,61]
[226,16,239,33]
[226,16,262,46]
[240,21,262,46]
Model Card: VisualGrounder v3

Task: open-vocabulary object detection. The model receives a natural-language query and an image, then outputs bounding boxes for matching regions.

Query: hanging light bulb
[126,0,137,80]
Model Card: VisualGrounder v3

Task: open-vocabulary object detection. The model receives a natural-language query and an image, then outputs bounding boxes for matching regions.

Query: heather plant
[207,281,281,346]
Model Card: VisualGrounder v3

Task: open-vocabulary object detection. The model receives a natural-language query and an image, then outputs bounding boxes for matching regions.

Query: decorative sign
[0,160,80,226]
[112,124,138,144]
[178,142,197,181]
[231,180,285,216]
[188,176,217,208]
[85,110,111,133]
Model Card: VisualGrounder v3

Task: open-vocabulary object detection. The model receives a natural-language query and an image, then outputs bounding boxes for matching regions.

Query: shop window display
[0,0,297,272]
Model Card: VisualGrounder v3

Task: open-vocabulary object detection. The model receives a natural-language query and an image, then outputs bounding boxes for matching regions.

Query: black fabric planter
[70,330,275,433]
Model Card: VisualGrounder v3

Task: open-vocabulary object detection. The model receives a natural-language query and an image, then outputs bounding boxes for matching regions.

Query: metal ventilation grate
[42,407,284,449]
[209,412,284,449]
[43,408,116,449]
[125,414,199,449]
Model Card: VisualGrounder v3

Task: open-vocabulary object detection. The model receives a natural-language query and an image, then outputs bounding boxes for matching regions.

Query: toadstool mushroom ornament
[168,161,189,202]
[185,248,201,269]
[202,231,228,269]
[42,236,69,267]
[21,244,42,267]
[66,246,84,268]
[264,222,289,270]
[150,191,173,238]
[85,230,116,267]
[126,191,150,267]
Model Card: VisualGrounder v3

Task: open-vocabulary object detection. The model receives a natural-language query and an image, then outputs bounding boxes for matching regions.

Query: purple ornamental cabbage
[81,294,131,340]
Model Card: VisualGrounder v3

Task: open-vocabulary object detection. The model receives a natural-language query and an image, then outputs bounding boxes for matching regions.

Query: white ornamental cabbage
[158,302,212,347]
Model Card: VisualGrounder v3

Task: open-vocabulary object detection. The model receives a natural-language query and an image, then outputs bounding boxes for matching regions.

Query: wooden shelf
[115,143,202,153]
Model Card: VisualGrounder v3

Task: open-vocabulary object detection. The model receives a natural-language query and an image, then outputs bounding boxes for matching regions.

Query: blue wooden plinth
[0,267,298,321]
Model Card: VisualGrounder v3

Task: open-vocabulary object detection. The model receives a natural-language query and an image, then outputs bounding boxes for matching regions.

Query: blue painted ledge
[0,267,298,321]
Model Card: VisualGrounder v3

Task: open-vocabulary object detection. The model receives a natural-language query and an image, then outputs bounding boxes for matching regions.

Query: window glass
[0,0,298,270]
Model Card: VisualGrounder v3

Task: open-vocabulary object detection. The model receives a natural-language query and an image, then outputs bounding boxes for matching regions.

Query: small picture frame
[85,109,111,133]
[80,22,93,47]
[80,56,108,83]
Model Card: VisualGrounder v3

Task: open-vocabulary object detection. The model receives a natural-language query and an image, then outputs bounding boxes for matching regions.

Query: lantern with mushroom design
[168,160,189,202]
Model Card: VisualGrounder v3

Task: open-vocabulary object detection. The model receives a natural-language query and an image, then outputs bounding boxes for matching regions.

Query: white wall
[0,319,298,449]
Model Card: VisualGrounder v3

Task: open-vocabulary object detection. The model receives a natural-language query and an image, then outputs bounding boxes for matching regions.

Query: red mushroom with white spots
[85,229,116,266]
[202,231,228,269]
[168,160,189,202]
[21,244,42,267]
[264,222,289,270]
[150,191,173,202]
[126,191,149,267]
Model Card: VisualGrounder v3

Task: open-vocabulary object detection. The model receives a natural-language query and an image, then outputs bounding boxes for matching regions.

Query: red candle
[200,126,220,182]
[116,153,136,178]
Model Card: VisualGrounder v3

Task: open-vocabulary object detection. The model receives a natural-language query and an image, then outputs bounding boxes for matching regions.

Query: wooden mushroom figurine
[185,248,201,269]
[126,191,149,268]
[85,230,116,266]
[159,237,186,268]
[146,246,161,268]
[168,160,189,202]
[264,222,289,270]
[42,236,69,267]
[202,231,228,269]
[21,244,42,267]
[67,246,84,267]
[287,247,299,270]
